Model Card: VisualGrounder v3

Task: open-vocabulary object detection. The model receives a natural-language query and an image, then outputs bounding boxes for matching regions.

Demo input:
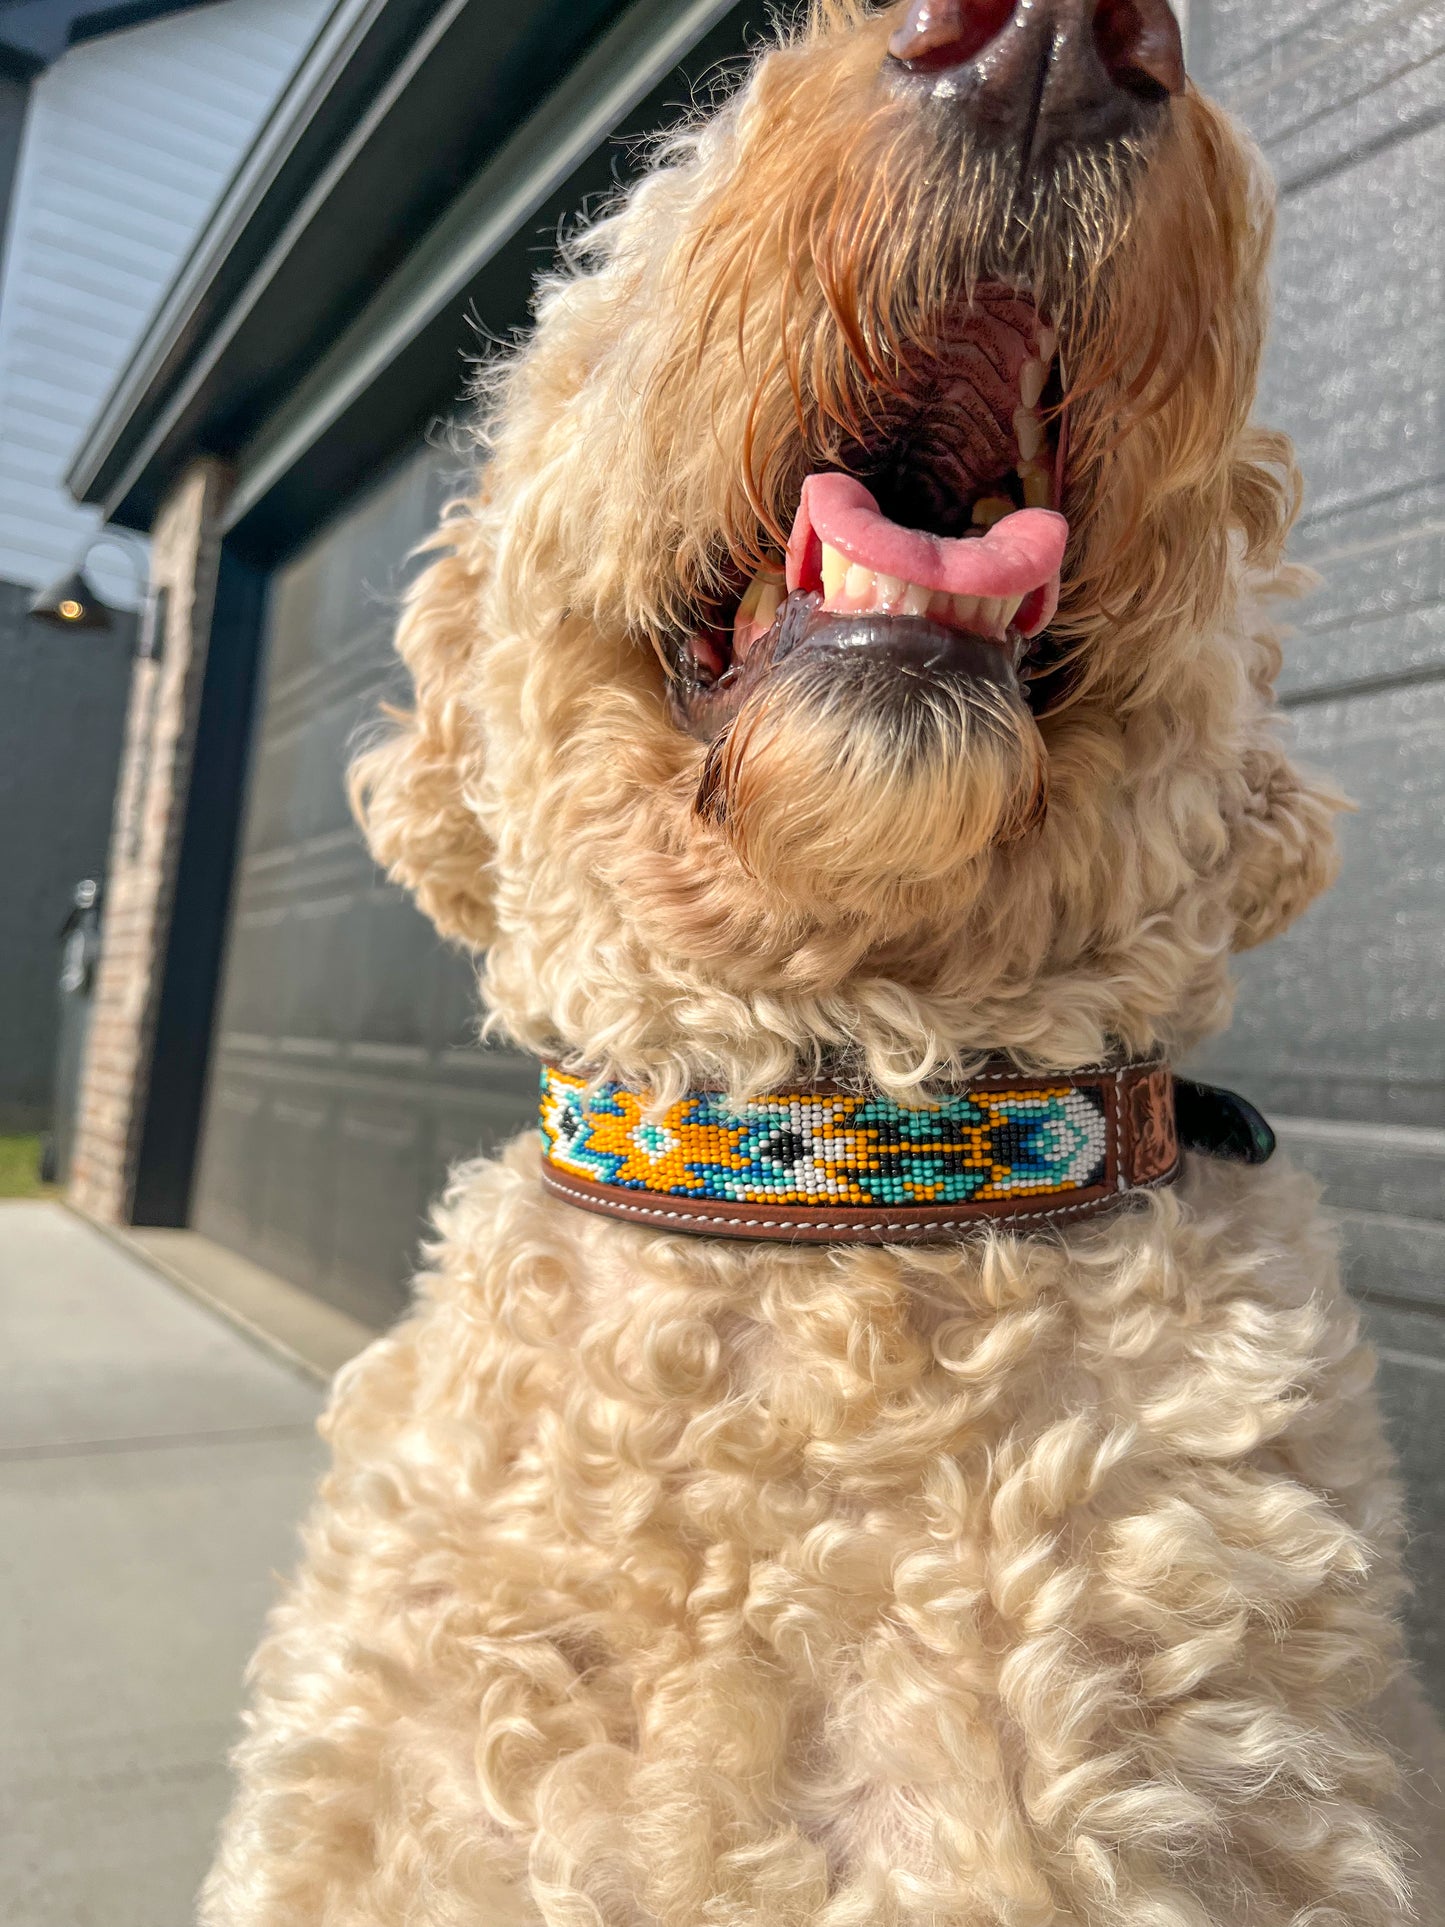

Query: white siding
[0,0,333,605]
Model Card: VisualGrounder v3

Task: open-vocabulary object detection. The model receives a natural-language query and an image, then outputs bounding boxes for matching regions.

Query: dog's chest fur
[211,1142,1408,1924]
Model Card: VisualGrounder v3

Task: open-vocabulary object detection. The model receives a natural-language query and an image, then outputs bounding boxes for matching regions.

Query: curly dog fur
[201,4,1441,1920]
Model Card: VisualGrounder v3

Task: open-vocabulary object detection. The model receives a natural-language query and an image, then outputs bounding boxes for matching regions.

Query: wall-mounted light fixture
[29,529,152,646]
[29,565,113,630]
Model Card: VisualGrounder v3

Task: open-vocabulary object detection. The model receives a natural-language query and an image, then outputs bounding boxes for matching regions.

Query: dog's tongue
[786,473,1067,637]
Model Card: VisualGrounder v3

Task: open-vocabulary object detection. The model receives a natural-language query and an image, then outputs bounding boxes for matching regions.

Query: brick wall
[69,460,231,1221]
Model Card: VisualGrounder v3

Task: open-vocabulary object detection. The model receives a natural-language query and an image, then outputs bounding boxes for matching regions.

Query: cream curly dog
[202,2,1441,1920]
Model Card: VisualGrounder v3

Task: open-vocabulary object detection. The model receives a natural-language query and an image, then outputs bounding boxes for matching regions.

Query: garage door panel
[215,907,284,1040]
[194,445,536,1324]
[1222,8,1442,157]
[1366,1310,1445,1695]
[261,554,325,693]
[1265,126,1443,517]
[294,711,351,848]
[432,1090,540,1172]
[257,1093,337,1292]
[1203,0,1347,58]
[1284,487,1445,699]
[192,1078,263,1255]
[295,464,454,664]
[326,466,446,644]
[1201,0,1425,93]
[242,724,308,860]
[344,884,459,1052]
[432,946,485,1055]
[1194,680,1444,1124]
[262,695,358,852]
[282,892,358,1048]
[329,1105,430,1327]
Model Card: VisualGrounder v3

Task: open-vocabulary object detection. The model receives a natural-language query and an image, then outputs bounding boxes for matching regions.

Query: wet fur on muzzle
[695,611,1047,910]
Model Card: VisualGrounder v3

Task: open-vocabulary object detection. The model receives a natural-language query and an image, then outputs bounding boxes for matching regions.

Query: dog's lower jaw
[687,602,1048,915]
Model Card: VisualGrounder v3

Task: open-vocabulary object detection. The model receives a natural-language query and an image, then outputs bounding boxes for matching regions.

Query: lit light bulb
[58,599,83,621]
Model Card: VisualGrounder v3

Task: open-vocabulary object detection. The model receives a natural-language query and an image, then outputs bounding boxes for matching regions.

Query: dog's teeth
[1019,359,1046,409]
[1020,462,1052,509]
[754,583,781,630]
[844,564,874,605]
[810,557,1024,637]
[971,495,1013,530]
[735,571,767,624]
[1037,325,1058,365]
[1013,407,1044,463]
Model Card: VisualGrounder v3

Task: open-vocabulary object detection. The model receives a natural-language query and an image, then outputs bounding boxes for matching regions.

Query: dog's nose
[888,0,1185,164]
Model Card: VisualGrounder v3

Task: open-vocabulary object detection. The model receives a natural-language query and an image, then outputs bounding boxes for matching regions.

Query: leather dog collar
[538,1060,1188,1245]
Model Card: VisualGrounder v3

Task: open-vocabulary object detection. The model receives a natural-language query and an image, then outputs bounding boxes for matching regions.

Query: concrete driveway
[0,1202,325,1927]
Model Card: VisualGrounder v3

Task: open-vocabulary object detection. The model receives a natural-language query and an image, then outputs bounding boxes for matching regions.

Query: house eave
[63,0,457,519]
[73,0,742,539]
[66,0,759,551]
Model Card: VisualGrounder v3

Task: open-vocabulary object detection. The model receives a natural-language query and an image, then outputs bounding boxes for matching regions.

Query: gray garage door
[1187,0,1444,1707]
[191,445,537,1331]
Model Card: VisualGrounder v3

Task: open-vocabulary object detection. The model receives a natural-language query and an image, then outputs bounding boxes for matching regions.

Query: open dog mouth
[676,286,1068,735]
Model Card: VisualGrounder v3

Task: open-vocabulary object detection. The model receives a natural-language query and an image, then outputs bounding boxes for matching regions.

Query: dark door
[192,445,536,1329]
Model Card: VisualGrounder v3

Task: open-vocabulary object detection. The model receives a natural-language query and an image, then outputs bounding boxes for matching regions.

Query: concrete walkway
[0,1202,326,1927]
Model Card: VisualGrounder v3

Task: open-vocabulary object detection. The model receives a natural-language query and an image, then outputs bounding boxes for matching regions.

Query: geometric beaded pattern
[540,1066,1108,1207]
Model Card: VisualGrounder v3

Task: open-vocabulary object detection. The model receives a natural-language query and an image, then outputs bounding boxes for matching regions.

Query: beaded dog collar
[538,1060,1185,1244]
